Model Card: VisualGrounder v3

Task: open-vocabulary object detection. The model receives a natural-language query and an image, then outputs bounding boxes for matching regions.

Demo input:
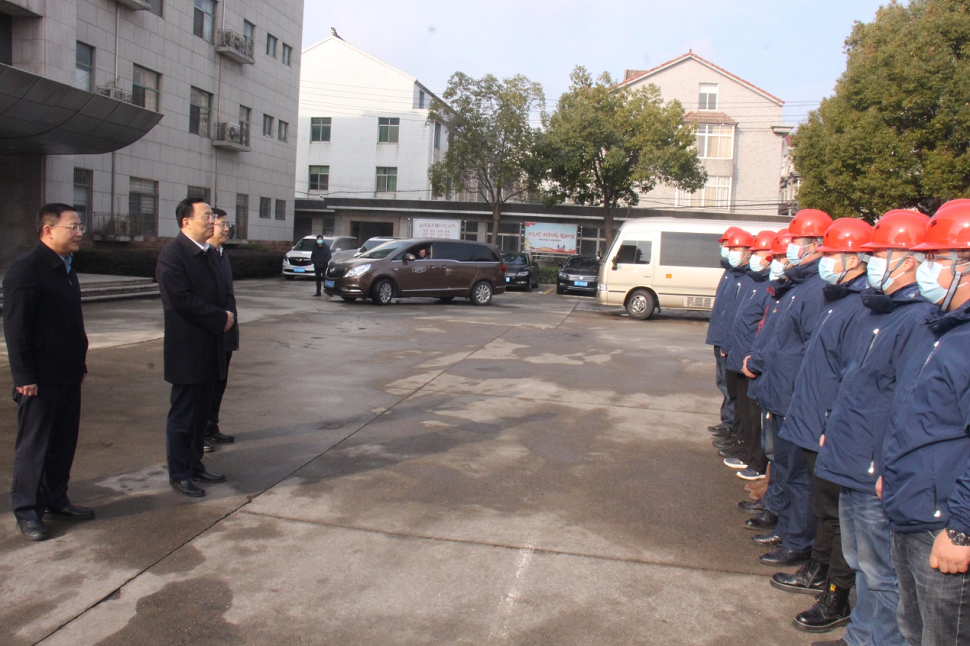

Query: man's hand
[819,434,825,448]
[930,531,970,574]
[16,384,38,396]
[224,311,235,332]
[742,356,756,379]
[875,476,882,499]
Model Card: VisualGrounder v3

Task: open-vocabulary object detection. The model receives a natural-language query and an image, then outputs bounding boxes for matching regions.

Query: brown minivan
[323,238,507,305]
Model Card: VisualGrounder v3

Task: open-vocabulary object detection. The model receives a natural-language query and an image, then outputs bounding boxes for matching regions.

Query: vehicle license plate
[505,277,510,283]
[574,280,587,287]
[324,280,335,288]
[293,268,306,273]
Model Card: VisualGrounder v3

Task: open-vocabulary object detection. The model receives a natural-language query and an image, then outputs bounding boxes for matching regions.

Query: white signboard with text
[413,218,461,240]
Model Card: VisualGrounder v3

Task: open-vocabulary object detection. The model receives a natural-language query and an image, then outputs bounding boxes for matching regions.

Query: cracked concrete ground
[0,279,841,645]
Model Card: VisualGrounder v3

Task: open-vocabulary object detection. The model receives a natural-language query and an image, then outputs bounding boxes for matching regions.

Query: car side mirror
[611,258,618,270]
[403,253,416,262]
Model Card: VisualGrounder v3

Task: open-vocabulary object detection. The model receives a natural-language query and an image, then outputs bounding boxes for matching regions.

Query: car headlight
[558,272,566,279]
[516,271,530,277]
[345,264,371,278]
[597,283,606,291]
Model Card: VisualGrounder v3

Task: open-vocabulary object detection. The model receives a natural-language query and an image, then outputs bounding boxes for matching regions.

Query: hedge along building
[0,0,303,269]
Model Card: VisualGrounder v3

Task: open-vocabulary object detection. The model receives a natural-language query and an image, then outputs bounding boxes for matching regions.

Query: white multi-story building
[0,0,303,265]
[617,52,792,217]
[294,32,447,236]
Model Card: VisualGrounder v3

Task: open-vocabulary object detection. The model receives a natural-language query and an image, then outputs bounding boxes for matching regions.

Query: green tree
[793,0,970,221]
[427,73,545,244]
[539,67,707,248]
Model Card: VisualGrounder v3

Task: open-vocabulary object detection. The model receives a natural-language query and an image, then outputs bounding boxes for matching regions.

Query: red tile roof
[684,110,737,125]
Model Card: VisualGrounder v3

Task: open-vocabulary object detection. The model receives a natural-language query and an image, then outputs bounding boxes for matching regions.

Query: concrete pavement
[0,279,840,645]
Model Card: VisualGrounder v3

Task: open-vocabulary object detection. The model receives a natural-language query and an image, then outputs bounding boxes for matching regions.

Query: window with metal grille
[128,177,158,236]
[274,199,286,221]
[189,87,211,136]
[235,194,249,239]
[187,186,210,203]
[132,65,159,111]
[259,196,271,219]
[378,117,399,143]
[73,168,93,229]
[308,166,329,191]
[311,117,331,142]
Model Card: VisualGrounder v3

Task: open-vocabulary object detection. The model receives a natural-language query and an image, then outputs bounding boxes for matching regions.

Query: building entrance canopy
[0,64,162,155]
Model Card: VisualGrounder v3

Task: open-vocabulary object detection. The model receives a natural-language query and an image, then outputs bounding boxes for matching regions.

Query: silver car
[282,236,358,279]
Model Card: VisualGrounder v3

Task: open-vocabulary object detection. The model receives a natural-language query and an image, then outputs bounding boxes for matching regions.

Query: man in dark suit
[204,208,238,448]
[156,198,234,497]
[311,235,331,297]
[3,203,94,541]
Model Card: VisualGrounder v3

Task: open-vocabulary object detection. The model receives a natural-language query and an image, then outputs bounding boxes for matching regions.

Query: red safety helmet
[722,229,755,248]
[816,218,873,253]
[749,230,778,252]
[912,200,970,251]
[718,226,744,243]
[771,230,793,255]
[789,209,834,238]
[861,210,930,250]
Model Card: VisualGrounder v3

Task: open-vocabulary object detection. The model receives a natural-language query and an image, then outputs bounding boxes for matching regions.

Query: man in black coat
[3,203,93,541]
[310,235,331,297]
[155,198,234,497]
[204,208,238,447]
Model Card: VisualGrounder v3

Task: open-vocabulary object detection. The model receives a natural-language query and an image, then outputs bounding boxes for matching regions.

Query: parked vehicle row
[282,236,357,279]
[502,252,540,291]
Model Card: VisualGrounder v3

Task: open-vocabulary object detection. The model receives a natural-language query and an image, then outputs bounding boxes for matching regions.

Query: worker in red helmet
[880,200,970,645]
[775,217,873,632]
[812,209,931,646]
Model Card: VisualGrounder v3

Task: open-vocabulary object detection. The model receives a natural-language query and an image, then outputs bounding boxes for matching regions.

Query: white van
[597,217,787,320]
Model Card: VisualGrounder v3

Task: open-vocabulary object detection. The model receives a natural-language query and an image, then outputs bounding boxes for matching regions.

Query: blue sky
[303,0,887,126]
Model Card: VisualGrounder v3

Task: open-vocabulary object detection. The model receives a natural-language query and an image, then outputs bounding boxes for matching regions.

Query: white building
[295,32,447,232]
[0,0,303,265]
[617,52,792,217]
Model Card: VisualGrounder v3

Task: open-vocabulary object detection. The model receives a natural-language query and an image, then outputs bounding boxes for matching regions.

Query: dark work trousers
[777,428,817,554]
[315,268,326,295]
[208,352,233,432]
[166,382,216,481]
[11,384,82,521]
[713,346,735,428]
[803,448,854,588]
[735,374,767,473]
[723,363,742,435]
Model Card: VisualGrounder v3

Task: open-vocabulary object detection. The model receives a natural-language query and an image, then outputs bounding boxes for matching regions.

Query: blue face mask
[316,239,324,245]
[818,256,841,284]
[917,261,948,304]
[720,246,729,259]
[786,242,805,266]
[749,256,767,272]
[727,250,745,268]
[866,256,892,291]
[769,259,786,281]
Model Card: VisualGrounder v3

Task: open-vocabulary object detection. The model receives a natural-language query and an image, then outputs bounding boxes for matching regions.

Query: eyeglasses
[194,214,219,223]
[212,221,235,229]
[51,224,86,233]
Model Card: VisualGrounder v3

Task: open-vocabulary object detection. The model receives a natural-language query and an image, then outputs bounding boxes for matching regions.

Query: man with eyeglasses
[3,203,93,541]
[156,198,234,497]
[204,208,238,450]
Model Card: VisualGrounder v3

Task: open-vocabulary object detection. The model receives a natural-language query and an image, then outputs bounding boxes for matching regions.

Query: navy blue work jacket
[746,258,828,417]
[705,260,747,348]
[882,300,970,535]
[780,274,870,451]
[815,284,937,494]
[744,278,787,405]
[724,267,772,374]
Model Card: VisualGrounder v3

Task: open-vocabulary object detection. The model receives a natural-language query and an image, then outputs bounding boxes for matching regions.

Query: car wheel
[341,296,357,302]
[626,288,657,320]
[371,279,394,305]
[556,284,565,295]
[525,277,533,292]
[533,274,540,289]
[470,281,493,306]
[438,296,454,303]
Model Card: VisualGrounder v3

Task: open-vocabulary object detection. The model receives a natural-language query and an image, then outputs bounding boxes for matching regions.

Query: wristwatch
[946,527,970,547]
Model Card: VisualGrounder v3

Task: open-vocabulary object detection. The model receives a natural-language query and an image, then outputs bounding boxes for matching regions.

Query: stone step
[0,275,159,310]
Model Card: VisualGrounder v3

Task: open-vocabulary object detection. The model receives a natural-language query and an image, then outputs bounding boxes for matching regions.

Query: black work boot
[793,582,851,632]
[771,559,829,594]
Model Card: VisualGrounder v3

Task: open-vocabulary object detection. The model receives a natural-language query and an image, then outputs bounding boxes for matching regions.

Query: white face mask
[916,260,947,304]
[727,250,745,268]
[720,246,729,259]
[866,256,892,291]
[749,256,767,272]
[769,259,786,281]
[818,256,841,284]
[787,242,805,265]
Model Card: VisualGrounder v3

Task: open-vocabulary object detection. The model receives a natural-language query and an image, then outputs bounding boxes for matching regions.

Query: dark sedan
[502,252,540,291]
[557,255,600,295]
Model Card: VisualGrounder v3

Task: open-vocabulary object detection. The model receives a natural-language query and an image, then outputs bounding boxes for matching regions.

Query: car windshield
[359,238,393,254]
[292,238,320,251]
[502,253,530,265]
[358,240,408,259]
[564,256,600,271]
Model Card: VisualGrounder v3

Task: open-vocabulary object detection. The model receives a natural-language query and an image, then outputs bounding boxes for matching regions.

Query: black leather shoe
[707,423,732,433]
[47,503,95,520]
[712,426,735,439]
[713,436,740,449]
[751,532,783,546]
[771,559,829,594]
[793,583,851,632]
[192,469,226,483]
[738,499,766,514]
[718,446,745,459]
[759,547,812,566]
[170,479,205,497]
[810,639,846,646]
[745,509,778,531]
[203,441,214,453]
[17,519,50,541]
[206,429,235,443]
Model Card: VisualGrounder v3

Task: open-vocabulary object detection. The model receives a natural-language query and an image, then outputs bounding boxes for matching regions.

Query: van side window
[431,241,469,261]
[467,246,497,262]
[616,240,652,264]
[659,232,723,268]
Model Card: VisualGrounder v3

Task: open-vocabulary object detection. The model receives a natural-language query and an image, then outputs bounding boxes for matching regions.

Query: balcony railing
[90,213,158,239]
[215,30,255,64]
[211,122,251,151]
[96,85,133,104]
[115,0,151,9]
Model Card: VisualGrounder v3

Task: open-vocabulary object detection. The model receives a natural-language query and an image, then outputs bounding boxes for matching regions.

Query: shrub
[538,266,560,284]
[74,247,285,280]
